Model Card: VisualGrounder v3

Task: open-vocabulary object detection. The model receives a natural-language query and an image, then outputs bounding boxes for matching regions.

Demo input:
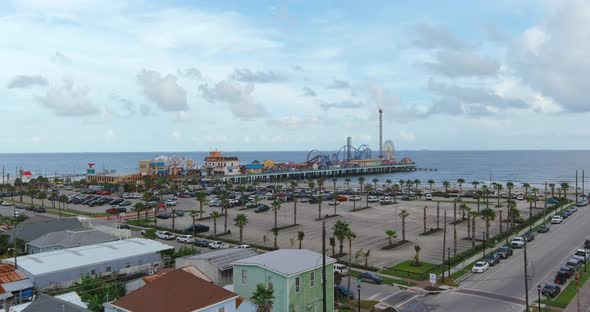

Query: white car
[334,263,349,276]
[551,215,563,224]
[208,241,229,249]
[1,201,11,206]
[516,194,524,200]
[14,211,22,217]
[236,244,251,249]
[156,231,175,240]
[165,200,177,206]
[367,196,379,203]
[328,200,339,206]
[425,193,433,201]
[471,261,489,273]
[510,237,525,248]
[176,235,194,244]
[122,193,130,199]
[349,195,362,201]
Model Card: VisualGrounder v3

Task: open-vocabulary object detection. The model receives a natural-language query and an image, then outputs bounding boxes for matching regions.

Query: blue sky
[1,0,589,152]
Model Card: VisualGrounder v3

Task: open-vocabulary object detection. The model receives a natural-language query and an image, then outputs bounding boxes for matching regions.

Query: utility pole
[583,170,585,197]
[322,218,326,312]
[544,182,548,222]
[576,170,578,202]
[442,210,447,283]
[453,222,457,257]
[524,240,530,311]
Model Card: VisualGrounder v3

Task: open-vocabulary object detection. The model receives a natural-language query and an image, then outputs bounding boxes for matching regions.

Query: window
[218,308,225,312]
[310,272,315,287]
[106,266,112,273]
[295,276,300,293]
[267,276,273,288]
[90,269,96,275]
[242,270,247,284]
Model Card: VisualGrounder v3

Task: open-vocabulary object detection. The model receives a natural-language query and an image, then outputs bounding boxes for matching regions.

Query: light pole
[524,240,530,311]
[585,246,588,273]
[357,276,361,312]
[537,284,541,312]
[482,231,486,258]
[447,248,451,278]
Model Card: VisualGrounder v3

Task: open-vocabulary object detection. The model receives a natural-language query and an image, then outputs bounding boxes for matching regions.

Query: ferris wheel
[383,140,395,161]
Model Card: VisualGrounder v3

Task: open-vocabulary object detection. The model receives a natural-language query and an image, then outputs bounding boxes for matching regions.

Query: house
[4,238,173,289]
[232,249,336,312]
[26,229,118,254]
[124,265,212,293]
[0,263,34,305]
[7,217,84,243]
[20,172,33,184]
[0,292,88,312]
[175,248,258,286]
[244,161,263,174]
[105,269,255,312]
[204,151,240,176]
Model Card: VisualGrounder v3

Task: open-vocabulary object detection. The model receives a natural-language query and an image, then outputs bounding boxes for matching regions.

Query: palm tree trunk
[293,198,297,225]
[192,214,196,236]
[347,240,352,292]
[239,227,243,243]
[402,217,406,241]
[224,208,228,234]
[213,219,217,237]
[467,212,471,239]
[471,216,476,248]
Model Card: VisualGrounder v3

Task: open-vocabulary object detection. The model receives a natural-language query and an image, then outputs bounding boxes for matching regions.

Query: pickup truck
[510,237,525,248]
[156,231,175,240]
[208,241,229,249]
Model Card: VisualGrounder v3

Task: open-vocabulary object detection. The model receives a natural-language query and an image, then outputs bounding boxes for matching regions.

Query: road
[403,205,590,312]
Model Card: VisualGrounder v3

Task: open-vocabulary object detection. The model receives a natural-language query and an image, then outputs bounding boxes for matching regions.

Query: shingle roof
[5,238,173,276]
[181,248,259,271]
[232,249,336,276]
[7,218,83,243]
[27,229,117,249]
[109,269,237,312]
[22,293,89,312]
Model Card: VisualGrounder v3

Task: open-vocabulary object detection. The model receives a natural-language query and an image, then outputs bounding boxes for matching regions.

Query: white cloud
[175,110,192,122]
[50,52,71,65]
[199,80,267,120]
[399,130,416,142]
[137,69,188,112]
[36,77,99,116]
[7,75,48,89]
[424,51,500,77]
[104,129,114,142]
[230,68,286,83]
[267,115,320,130]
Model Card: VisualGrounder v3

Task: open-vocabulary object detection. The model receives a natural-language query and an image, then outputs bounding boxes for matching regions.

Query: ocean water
[0,150,589,188]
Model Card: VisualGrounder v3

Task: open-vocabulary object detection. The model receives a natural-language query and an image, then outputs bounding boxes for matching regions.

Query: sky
[2,0,590,153]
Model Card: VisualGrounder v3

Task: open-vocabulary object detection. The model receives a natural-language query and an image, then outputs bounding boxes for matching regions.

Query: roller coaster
[306,144,373,167]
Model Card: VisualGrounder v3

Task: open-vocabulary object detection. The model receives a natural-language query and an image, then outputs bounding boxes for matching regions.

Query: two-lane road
[403,205,590,312]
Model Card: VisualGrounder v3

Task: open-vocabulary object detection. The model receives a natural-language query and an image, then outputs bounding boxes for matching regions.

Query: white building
[204,151,240,176]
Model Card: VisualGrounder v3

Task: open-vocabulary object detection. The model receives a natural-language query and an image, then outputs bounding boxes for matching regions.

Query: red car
[105,208,119,214]
[97,191,112,195]
[336,196,348,202]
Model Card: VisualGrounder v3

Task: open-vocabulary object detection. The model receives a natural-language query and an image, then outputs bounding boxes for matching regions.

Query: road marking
[368,292,382,300]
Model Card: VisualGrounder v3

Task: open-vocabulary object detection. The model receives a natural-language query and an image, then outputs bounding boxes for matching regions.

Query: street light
[537,284,541,312]
[357,277,361,312]
[447,248,451,278]
[585,245,588,273]
[482,231,487,258]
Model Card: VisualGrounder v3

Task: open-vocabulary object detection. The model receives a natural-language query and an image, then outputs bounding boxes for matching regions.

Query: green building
[232,249,336,312]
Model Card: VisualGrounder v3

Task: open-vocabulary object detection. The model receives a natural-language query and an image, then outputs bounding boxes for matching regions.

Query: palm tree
[560,182,569,200]
[195,191,206,219]
[271,199,281,229]
[133,202,145,221]
[372,178,379,191]
[427,180,435,192]
[494,184,503,207]
[210,211,221,237]
[531,187,539,207]
[18,190,25,203]
[385,229,397,246]
[457,178,465,194]
[385,179,392,190]
[399,209,409,241]
[358,177,365,194]
[364,184,374,207]
[471,211,479,248]
[332,178,337,193]
[549,183,555,198]
[250,283,274,312]
[317,195,323,219]
[471,181,480,191]
[329,237,336,256]
[346,229,357,292]
[333,220,350,255]
[413,179,421,193]
[413,245,421,266]
[272,227,279,249]
[189,210,198,235]
[355,249,371,267]
[442,181,450,194]
[479,208,496,239]
[37,191,46,207]
[234,214,248,243]
[481,185,490,208]
[522,183,530,199]
[506,181,514,200]
[297,231,304,249]
[344,178,351,189]
[317,178,325,192]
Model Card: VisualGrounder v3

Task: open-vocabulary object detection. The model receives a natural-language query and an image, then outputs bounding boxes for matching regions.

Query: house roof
[27,229,117,249]
[179,248,259,271]
[5,238,173,276]
[0,263,27,284]
[109,269,237,312]
[22,293,89,312]
[232,249,336,277]
[7,218,83,243]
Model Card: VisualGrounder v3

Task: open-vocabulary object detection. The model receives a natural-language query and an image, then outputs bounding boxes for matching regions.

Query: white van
[334,264,349,276]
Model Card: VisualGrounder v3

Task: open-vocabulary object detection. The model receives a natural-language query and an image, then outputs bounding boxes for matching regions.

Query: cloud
[104,129,115,143]
[428,80,528,116]
[7,75,48,89]
[485,25,510,44]
[267,115,320,130]
[410,23,467,50]
[301,87,316,97]
[327,79,351,89]
[177,67,203,80]
[292,65,303,71]
[171,131,181,139]
[199,80,267,120]
[399,130,416,142]
[175,110,192,122]
[424,51,500,77]
[36,78,99,116]
[50,52,71,65]
[230,68,286,83]
[367,84,433,121]
[508,0,590,112]
[139,104,154,116]
[320,100,364,111]
[137,69,188,112]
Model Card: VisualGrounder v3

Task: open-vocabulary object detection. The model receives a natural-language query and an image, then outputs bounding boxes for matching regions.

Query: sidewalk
[446,203,570,279]
[564,277,590,312]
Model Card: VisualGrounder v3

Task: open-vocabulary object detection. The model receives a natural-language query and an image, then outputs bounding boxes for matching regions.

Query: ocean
[0,150,589,188]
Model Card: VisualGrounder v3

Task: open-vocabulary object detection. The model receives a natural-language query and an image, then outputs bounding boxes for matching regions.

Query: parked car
[358,272,383,284]
[496,246,513,259]
[367,196,379,203]
[523,231,536,242]
[585,239,590,249]
[176,235,194,244]
[510,237,525,249]
[379,197,393,205]
[209,241,229,249]
[156,231,175,240]
[1,201,11,206]
[165,200,177,206]
[335,285,355,299]
[576,248,590,260]
[172,210,184,217]
[546,198,560,205]
[32,206,46,213]
[185,224,210,233]
[484,253,501,266]
[328,200,339,206]
[13,211,22,217]
[554,271,569,284]
[157,213,171,219]
[254,204,270,213]
[541,284,561,298]
[334,264,349,276]
[566,258,583,271]
[120,201,132,206]
[116,224,130,229]
[425,193,433,201]
[560,266,576,278]
[236,244,251,249]
[537,225,550,233]
[471,261,490,273]
[349,195,362,201]
[335,196,348,202]
[193,239,211,247]
[551,215,563,224]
